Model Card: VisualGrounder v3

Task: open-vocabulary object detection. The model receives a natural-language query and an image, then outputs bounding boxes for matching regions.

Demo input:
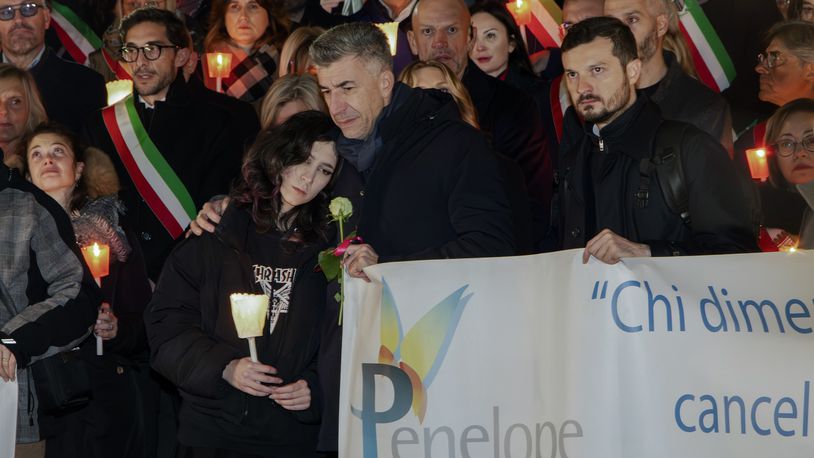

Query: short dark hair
[230,110,340,245]
[561,16,638,67]
[120,7,192,49]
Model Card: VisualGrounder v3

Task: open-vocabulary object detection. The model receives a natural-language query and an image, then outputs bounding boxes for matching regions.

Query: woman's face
[272,99,310,127]
[27,133,83,194]
[470,12,515,77]
[775,111,814,185]
[411,66,450,92]
[755,39,814,106]
[279,141,337,212]
[0,77,30,148]
[225,0,270,49]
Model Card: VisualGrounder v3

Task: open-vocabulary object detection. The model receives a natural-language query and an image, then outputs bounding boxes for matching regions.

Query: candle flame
[92,242,101,257]
[217,54,223,66]
[517,0,524,8]
[789,247,797,253]
[756,148,766,158]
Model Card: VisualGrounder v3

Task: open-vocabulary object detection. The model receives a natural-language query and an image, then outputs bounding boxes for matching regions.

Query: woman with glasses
[734,21,814,243]
[763,98,814,249]
[202,0,290,106]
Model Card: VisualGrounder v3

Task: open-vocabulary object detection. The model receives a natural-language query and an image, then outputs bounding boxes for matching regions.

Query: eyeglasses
[757,51,786,69]
[0,2,43,21]
[120,44,179,62]
[773,135,814,157]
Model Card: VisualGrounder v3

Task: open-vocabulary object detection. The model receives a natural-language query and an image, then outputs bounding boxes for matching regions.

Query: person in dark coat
[82,8,255,281]
[146,111,338,458]
[0,0,106,133]
[557,17,758,264]
[407,0,553,247]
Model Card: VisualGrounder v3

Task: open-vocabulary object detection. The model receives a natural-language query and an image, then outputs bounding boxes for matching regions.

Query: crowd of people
[0,0,811,456]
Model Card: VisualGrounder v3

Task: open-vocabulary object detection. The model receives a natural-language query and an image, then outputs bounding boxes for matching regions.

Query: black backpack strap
[636,120,692,226]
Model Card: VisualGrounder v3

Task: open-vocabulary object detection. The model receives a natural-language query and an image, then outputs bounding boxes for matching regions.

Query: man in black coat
[0,0,106,133]
[557,17,757,264]
[82,8,255,281]
[406,0,553,243]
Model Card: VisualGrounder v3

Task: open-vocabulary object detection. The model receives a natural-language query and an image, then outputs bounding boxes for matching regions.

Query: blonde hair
[399,60,479,129]
[0,64,47,168]
[279,26,324,77]
[259,74,327,129]
[651,0,698,78]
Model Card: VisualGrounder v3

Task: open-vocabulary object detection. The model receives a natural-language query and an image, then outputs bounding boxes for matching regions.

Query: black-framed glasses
[120,44,179,62]
[757,51,786,69]
[0,2,43,21]
[773,136,814,157]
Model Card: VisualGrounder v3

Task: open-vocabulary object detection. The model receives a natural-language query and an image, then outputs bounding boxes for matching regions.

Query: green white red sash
[101,49,132,80]
[526,0,562,48]
[676,0,735,92]
[50,1,102,65]
[101,96,196,238]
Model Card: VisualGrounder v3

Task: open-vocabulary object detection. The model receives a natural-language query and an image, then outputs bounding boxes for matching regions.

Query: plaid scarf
[222,44,279,103]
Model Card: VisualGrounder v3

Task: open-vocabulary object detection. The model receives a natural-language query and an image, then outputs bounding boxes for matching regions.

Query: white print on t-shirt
[253,265,296,332]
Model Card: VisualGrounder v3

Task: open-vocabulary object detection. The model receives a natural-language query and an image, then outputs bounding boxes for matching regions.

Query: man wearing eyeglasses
[82,8,250,283]
[0,0,105,134]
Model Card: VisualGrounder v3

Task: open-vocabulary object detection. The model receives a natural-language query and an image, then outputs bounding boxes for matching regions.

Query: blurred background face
[279,140,337,212]
[410,66,450,91]
[603,0,662,64]
[0,0,49,56]
[756,39,814,106]
[560,0,603,37]
[225,0,269,48]
[26,132,82,194]
[408,0,471,78]
[122,0,168,17]
[470,12,513,77]
[272,98,309,127]
[775,111,814,185]
[803,0,814,22]
[0,76,29,147]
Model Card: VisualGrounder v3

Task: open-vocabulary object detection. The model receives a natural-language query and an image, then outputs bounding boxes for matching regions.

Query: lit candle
[508,0,531,26]
[375,22,399,56]
[205,52,233,93]
[106,80,133,106]
[745,147,770,182]
[81,243,110,355]
[230,293,270,363]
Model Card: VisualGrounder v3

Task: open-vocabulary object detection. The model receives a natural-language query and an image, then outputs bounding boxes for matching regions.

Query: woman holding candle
[762,98,814,249]
[24,123,158,458]
[146,111,338,457]
[202,0,290,105]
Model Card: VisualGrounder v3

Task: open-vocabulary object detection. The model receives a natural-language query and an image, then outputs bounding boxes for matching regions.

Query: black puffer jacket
[145,204,326,457]
[557,94,758,255]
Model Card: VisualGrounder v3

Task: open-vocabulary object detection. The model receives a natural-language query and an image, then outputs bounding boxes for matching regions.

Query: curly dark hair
[230,110,339,245]
[23,122,89,212]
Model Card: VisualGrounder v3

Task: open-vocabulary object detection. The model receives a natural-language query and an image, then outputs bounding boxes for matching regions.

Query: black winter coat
[145,205,325,457]
[558,94,758,255]
[82,76,255,279]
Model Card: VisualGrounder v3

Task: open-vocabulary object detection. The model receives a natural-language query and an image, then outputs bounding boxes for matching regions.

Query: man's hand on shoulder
[583,229,651,264]
[187,197,230,237]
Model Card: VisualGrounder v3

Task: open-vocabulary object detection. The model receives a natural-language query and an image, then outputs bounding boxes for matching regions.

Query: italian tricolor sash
[101,49,132,80]
[101,96,196,238]
[526,0,562,48]
[549,74,570,142]
[50,1,102,65]
[677,0,736,92]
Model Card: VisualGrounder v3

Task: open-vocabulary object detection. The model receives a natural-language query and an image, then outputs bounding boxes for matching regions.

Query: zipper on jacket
[598,138,605,152]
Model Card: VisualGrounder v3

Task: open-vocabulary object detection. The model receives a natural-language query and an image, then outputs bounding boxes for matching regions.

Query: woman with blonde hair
[0,64,47,170]
[278,26,324,77]
[399,60,479,129]
[259,74,327,128]
[202,0,290,104]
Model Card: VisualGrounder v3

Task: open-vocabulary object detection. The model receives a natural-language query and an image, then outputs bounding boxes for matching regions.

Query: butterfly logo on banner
[353,280,472,423]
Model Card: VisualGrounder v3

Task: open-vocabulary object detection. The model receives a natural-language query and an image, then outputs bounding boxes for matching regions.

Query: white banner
[339,249,814,457]
[0,379,17,458]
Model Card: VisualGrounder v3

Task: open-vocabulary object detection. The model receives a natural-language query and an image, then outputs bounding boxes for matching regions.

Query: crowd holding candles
[0,0,812,457]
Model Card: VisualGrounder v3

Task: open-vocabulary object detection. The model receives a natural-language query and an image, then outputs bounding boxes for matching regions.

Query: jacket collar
[583,92,662,160]
[133,73,192,109]
[648,51,680,105]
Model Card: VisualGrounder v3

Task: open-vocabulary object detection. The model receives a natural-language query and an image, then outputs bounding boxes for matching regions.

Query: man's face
[0,1,49,57]
[316,55,393,140]
[124,21,185,98]
[0,76,29,146]
[408,0,471,78]
[561,0,603,37]
[562,36,640,128]
[604,0,665,63]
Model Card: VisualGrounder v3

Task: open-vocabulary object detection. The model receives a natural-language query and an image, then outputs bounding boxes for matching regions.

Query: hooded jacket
[558,94,758,255]
[145,204,325,457]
